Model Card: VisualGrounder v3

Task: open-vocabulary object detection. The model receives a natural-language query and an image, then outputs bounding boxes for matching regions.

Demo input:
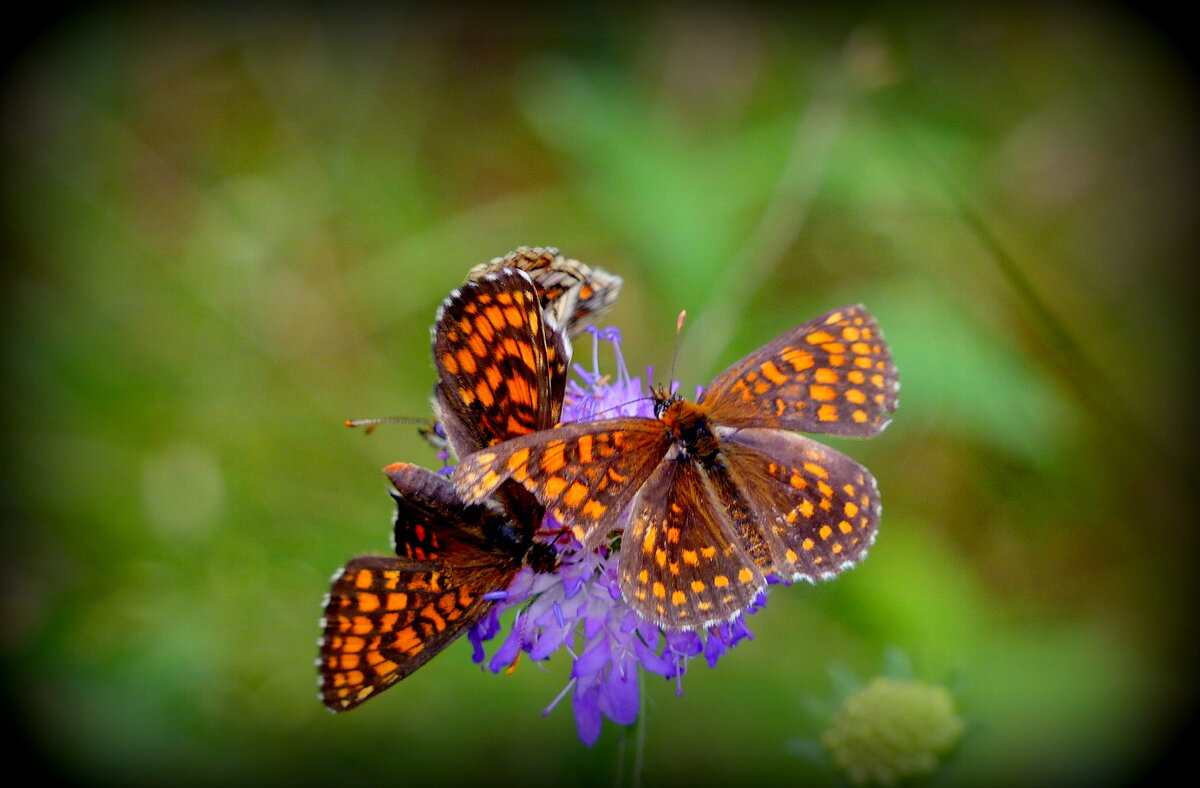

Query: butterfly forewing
[701,304,898,437]
[319,554,498,712]
[618,456,766,628]
[433,267,569,459]
[318,465,530,712]
[453,418,672,551]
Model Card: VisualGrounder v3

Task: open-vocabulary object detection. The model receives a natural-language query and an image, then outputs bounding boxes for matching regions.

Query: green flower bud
[821,677,964,785]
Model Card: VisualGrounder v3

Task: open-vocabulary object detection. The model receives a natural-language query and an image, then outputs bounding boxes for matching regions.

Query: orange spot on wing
[809,384,836,401]
[782,347,815,371]
[563,481,589,507]
[541,445,566,474]
[814,367,839,384]
[484,305,506,329]
[474,379,495,408]
[456,347,477,375]
[577,434,594,463]
[582,499,607,520]
[760,361,787,385]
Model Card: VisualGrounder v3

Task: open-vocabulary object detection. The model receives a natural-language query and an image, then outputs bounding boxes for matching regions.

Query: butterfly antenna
[344,416,432,437]
[667,310,687,395]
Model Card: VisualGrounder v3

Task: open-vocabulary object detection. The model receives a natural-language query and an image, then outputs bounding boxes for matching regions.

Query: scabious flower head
[821,676,965,786]
[467,326,765,745]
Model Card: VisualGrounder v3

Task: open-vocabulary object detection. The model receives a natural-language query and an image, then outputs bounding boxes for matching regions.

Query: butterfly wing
[318,465,527,712]
[318,552,515,712]
[469,246,623,337]
[700,304,899,437]
[453,418,672,551]
[432,267,569,459]
[718,427,881,581]
[432,267,570,525]
[618,454,766,629]
[385,462,522,562]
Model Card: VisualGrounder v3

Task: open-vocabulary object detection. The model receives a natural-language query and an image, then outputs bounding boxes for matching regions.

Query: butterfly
[350,247,616,448]
[468,246,623,338]
[318,462,556,711]
[453,304,899,630]
[318,268,570,711]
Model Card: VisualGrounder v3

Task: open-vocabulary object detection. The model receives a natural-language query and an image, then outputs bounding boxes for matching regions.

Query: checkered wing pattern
[319,556,477,712]
[318,464,531,712]
[617,456,767,626]
[452,303,896,631]
[433,267,569,460]
[454,419,673,551]
[387,462,509,562]
[716,429,881,581]
[320,265,580,711]
[701,304,898,436]
[469,246,623,337]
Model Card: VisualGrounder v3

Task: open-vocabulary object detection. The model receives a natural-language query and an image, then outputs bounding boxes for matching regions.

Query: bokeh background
[2,3,1196,786]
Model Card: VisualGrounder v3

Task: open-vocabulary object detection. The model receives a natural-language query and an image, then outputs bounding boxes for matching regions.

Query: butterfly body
[657,395,721,462]
[454,304,898,630]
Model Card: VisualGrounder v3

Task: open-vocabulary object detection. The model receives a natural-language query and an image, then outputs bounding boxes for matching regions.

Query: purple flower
[467,326,764,746]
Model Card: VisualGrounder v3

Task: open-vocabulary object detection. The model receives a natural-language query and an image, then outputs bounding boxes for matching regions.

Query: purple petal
[572,685,603,746]
[703,631,728,667]
[468,628,486,664]
[665,629,703,657]
[600,660,639,724]
[486,618,525,673]
[572,632,612,678]
[583,609,607,640]
[529,623,568,661]
[633,635,675,677]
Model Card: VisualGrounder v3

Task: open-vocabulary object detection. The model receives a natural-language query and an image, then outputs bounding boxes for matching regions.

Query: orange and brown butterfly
[468,246,623,338]
[318,463,556,712]
[318,268,570,712]
[453,304,899,631]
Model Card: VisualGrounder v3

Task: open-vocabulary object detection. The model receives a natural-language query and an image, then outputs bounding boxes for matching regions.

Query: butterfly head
[525,541,559,574]
[650,383,682,417]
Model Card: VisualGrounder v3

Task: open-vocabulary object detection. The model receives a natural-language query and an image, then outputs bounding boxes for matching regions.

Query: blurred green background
[2,4,1195,786]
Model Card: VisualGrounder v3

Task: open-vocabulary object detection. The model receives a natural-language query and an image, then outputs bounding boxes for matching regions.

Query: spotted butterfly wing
[318,270,570,711]
[433,266,569,458]
[700,304,897,435]
[468,246,623,337]
[432,267,570,524]
[454,304,898,629]
[319,463,554,712]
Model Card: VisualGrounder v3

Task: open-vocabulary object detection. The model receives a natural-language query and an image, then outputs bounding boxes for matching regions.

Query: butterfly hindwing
[618,456,766,628]
[386,462,511,562]
[468,246,623,337]
[318,464,530,712]
[718,429,881,581]
[318,554,494,712]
